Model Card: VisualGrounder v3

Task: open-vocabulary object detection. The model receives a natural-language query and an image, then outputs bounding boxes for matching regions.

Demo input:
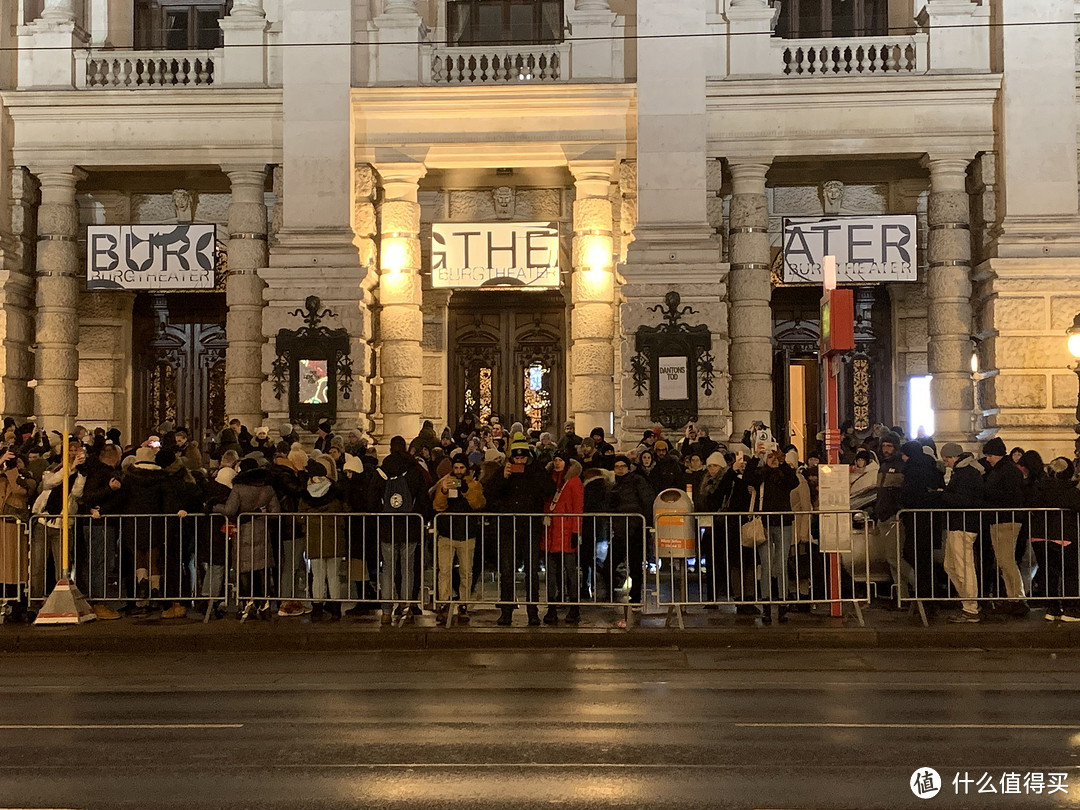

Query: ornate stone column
[924,154,974,442]
[376,163,426,442]
[223,166,269,428]
[32,166,86,428]
[575,0,612,11]
[3,169,38,420]
[40,0,77,21]
[569,161,617,436]
[726,158,773,440]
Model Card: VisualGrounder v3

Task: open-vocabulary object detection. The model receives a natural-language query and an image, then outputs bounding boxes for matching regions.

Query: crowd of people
[0,412,1079,628]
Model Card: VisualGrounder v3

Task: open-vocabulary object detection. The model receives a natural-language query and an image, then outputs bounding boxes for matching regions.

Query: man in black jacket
[605,455,654,610]
[938,442,986,622]
[78,443,125,619]
[980,436,1027,615]
[487,433,555,626]
[377,435,431,623]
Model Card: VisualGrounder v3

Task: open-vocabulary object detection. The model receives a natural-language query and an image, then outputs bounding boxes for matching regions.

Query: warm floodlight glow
[380,236,410,274]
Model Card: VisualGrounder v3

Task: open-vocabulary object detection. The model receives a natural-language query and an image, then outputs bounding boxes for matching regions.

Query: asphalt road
[1,647,1079,809]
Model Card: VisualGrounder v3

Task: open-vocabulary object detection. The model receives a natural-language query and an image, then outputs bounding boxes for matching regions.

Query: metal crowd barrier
[895,507,1080,625]
[235,512,427,622]
[0,514,28,622]
[431,511,649,624]
[28,513,226,612]
[652,509,872,627]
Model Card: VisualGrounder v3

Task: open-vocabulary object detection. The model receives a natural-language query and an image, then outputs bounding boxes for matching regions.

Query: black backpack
[381,471,415,514]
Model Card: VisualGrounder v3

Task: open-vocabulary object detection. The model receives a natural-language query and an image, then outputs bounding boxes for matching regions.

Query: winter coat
[718,459,757,514]
[119,462,172,515]
[80,458,125,516]
[487,455,555,514]
[432,471,485,541]
[937,454,985,532]
[414,422,441,453]
[609,471,654,522]
[748,461,800,523]
[648,455,687,495]
[849,460,879,512]
[300,491,347,559]
[900,443,944,511]
[375,451,431,546]
[874,451,905,521]
[695,468,726,513]
[791,470,813,542]
[982,455,1025,523]
[1028,478,1080,544]
[175,441,204,472]
[213,468,280,573]
[268,461,305,514]
[213,428,242,461]
[542,460,584,553]
[0,466,30,518]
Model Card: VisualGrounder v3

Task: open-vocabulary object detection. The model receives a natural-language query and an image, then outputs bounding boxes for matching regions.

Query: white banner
[782,215,918,284]
[431,221,560,289]
[87,225,217,290]
[657,356,689,401]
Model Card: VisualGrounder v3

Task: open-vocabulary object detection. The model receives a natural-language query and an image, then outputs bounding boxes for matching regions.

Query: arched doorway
[447,291,565,433]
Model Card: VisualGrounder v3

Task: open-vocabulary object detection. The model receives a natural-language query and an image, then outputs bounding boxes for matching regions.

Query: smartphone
[150,440,161,449]
[510,463,525,474]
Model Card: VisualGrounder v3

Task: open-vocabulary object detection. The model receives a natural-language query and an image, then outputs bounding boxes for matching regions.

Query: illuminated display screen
[299,359,329,405]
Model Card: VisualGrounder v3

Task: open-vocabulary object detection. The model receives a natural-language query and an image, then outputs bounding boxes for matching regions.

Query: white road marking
[0,723,242,730]
[737,722,1079,730]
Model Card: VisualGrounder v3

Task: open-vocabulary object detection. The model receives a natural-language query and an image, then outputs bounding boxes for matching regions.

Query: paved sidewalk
[3,601,1079,653]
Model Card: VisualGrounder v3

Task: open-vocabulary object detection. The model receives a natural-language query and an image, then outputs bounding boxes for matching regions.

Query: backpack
[381,472,414,514]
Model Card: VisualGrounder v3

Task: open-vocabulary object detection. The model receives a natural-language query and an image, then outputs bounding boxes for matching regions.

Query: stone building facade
[1,0,1079,459]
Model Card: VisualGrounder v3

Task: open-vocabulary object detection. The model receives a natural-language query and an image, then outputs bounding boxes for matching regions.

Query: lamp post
[1068,313,1080,436]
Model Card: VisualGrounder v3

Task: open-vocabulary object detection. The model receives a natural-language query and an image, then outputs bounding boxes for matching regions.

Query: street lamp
[1067,313,1080,435]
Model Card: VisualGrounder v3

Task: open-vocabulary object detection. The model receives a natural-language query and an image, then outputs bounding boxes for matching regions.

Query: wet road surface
[1,647,1079,808]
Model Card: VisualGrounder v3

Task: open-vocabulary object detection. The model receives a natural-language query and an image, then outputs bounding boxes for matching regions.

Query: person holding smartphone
[488,433,556,626]
[432,457,485,624]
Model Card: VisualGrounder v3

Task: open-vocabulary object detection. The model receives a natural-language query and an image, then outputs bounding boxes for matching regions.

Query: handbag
[740,484,767,548]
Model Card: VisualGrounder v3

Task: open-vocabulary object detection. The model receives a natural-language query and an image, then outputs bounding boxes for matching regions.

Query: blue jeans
[757,522,792,602]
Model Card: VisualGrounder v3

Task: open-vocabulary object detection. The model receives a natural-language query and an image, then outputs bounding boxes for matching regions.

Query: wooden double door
[132,292,227,444]
[447,291,566,434]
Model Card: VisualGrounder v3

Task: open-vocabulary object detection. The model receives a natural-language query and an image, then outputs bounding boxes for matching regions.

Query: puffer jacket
[214,468,280,573]
[432,471,486,541]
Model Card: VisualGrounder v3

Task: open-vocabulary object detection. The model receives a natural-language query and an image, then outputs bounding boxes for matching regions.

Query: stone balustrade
[428,44,569,84]
[77,50,218,88]
[776,34,928,77]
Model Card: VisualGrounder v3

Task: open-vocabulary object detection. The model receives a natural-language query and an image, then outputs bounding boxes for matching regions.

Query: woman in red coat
[542,453,584,624]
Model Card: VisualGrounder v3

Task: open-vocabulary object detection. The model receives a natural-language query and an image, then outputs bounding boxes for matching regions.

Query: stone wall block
[728,233,770,266]
[993,336,1071,369]
[379,307,423,342]
[381,379,424,415]
[572,341,615,376]
[706,160,724,193]
[355,164,376,200]
[994,374,1047,409]
[572,305,616,340]
[572,379,612,413]
[572,198,613,232]
[570,271,615,303]
[228,241,267,269]
[37,203,78,236]
[380,200,421,234]
[927,231,971,265]
[991,296,1047,331]
[620,198,638,233]
[729,194,768,229]
[927,300,972,338]
[379,271,424,304]
[381,340,423,371]
[36,346,80,381]
[353,203,377,237]
[1050,296,1080,330]
[422,355,442,381]
[619,161,637,195]
[1052,374,1079,409]
[926,339,970,372]
[35,241,77,275]
[571,236,614,270]
[931,375,975,410]
[728,301,772,335]
[927,192,970,227]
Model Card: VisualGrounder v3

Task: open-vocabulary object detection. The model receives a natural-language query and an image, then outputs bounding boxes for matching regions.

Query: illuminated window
[447,0,563,46]
[908,375,934,438]
[523,361,551,431]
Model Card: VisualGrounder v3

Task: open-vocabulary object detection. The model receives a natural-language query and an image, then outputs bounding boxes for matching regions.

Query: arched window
[447,0,564,47]
[775,0,888,39]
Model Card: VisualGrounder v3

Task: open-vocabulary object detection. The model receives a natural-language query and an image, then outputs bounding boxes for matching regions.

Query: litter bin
[653,488,695,559]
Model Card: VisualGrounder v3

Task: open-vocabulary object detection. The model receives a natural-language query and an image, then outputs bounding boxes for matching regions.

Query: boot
[496,606,514,626]
[526,606,541,626]
[565,607,581,624]
[324,602,341,621]
[543,606,559,625]
[761,605,772,625]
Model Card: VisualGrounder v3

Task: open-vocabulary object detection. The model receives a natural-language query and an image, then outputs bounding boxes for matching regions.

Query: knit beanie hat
[939,442,964,460]
[509,433,531,456]
[982,437,1007,457]
[706,451,727,468]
